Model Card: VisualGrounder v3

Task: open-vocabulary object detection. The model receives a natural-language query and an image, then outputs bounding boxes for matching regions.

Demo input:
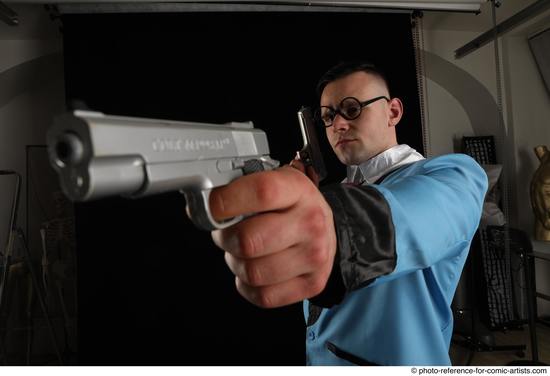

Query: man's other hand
[208,165,336,308]
[290,157,320,187]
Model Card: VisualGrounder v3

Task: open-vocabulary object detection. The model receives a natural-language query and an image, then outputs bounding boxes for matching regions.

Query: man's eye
[344,106,360,118]
[321,111,334,123]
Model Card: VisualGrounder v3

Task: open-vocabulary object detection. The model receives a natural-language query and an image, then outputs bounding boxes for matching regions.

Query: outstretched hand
[208,162,336,308]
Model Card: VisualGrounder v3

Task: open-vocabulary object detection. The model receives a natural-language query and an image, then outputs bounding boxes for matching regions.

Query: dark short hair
[316,60,391,99]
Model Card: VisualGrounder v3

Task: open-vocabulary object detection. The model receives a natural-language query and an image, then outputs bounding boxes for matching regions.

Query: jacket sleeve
[310,154,488,308]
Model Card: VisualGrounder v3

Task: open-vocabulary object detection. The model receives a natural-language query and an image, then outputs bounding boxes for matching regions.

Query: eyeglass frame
[317,95,390,128]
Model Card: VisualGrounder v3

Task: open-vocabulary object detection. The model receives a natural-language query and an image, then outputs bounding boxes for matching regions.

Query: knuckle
[306,206,328,235]
[254,174,281,206]
[256,289,275,309]
[308,242,329,268]
[244,262,263,287]
[236,231,257,258]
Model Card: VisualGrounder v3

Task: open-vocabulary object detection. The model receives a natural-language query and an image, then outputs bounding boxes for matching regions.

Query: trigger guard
[182,189,243,231]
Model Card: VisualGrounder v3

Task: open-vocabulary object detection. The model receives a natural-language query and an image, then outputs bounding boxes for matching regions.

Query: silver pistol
[47,110,279,231]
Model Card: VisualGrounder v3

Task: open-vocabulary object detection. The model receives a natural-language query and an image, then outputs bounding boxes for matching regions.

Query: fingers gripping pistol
[47,110,279,231]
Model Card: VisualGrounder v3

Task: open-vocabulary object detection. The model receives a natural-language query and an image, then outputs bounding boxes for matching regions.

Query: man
[206,61,488,365]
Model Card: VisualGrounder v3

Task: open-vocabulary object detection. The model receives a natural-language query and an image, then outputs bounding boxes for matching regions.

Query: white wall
[422,0,550,316]
[422,28,499,155]
[0,4,65,251]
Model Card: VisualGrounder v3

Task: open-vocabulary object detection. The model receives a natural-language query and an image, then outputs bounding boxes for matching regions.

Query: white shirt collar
[345,144,425,184]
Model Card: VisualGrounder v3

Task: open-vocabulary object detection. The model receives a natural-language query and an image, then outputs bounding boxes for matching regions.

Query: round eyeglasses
[316,96,390,128]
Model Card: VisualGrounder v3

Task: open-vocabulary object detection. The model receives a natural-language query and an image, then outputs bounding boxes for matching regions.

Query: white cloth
[345,144,425,184]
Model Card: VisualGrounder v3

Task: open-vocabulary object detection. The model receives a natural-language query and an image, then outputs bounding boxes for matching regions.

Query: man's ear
[388,98,403,128]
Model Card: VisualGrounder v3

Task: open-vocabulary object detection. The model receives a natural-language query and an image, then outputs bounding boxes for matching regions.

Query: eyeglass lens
[319,97,363,127]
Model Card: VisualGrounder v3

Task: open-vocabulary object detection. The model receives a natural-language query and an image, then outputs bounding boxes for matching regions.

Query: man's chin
[337,154,366,166]
[334,149,370,165]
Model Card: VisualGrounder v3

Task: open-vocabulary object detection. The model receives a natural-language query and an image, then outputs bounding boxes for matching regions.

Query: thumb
[289,157,306,174]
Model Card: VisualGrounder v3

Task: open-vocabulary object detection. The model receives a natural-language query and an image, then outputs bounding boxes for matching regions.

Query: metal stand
[0,171,63,365]
[452,228,528,365]
[506,251,549,366]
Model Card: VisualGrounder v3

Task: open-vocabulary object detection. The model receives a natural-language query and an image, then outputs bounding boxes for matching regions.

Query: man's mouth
[336,139,356,148]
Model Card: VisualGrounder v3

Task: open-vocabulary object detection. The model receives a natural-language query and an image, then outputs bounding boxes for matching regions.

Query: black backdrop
[61,11,423,365]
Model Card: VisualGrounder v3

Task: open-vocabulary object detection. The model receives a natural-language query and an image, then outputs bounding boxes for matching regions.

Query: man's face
[321,71,401,166]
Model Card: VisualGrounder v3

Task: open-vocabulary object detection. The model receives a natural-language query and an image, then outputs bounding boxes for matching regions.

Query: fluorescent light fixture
[455,0,550,58]
[5,0,486,13]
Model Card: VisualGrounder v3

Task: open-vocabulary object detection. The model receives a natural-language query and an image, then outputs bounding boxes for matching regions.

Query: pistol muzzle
[53,132,84,167]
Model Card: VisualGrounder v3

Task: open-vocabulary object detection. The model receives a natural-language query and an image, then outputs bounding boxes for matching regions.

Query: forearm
[310,155,488,308]
[310,184,396,308]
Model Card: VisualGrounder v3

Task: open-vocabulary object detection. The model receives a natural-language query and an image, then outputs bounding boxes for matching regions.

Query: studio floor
[450,322,550,366]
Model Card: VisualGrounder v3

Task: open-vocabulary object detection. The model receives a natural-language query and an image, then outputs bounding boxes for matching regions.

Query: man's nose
[332,114,349,132]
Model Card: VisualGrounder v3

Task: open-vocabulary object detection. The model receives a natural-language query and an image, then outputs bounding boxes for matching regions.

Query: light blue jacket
[304,152,488,366]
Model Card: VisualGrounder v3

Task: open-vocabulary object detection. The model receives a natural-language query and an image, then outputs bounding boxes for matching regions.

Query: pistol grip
[183,189,243,231]
[182,157,279,231]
